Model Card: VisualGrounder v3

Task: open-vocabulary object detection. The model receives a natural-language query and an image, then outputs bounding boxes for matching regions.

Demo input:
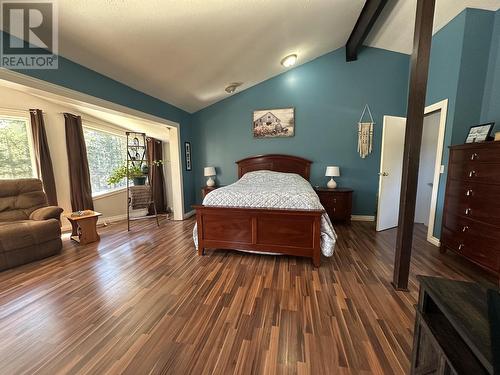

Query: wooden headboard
[236,154,312,180]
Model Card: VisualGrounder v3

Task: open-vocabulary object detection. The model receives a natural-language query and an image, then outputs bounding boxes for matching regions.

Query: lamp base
[206,177,215,187]
[327,178,337,189]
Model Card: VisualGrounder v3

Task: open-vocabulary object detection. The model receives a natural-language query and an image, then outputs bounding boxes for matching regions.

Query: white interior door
[415,111,440,226]
[376,116,406,231]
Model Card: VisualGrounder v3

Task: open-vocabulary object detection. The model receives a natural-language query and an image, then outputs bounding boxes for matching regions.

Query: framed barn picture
[253,108,294,138]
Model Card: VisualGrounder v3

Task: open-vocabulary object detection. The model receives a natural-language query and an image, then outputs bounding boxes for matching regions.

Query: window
[0,115,36,179]
[83,126,127,196]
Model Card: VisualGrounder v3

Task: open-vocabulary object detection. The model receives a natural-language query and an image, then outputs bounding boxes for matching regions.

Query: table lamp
[204,166,216,187]
[325,166,340,189]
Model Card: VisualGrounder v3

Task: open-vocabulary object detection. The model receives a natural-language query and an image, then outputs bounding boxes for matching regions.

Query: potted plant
[107,164,147,186]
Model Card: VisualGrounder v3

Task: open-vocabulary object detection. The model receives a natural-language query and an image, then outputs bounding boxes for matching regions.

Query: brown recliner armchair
[0,178,63,271]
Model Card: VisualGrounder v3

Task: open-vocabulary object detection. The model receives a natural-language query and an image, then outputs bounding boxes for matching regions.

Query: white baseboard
[183,210,196,219]
[427,235,441,247]
[61,212,143,232]
[98,213,128,225]
[351,215,375,222]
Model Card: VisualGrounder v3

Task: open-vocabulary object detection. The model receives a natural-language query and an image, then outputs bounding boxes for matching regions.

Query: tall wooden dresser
[441,142,500,277]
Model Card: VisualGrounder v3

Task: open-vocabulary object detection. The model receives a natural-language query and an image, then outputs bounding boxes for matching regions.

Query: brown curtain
[64,113,94,211]
[147,137,166,214]
[29,109,58,206]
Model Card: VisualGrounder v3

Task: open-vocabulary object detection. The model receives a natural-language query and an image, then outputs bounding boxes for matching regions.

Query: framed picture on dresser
[465,122,494,143]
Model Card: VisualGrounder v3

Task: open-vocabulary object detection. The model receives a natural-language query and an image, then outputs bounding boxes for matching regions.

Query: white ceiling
[21,1,500,112]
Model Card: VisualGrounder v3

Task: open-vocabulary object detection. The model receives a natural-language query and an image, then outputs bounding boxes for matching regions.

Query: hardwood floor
[0,219,495,375]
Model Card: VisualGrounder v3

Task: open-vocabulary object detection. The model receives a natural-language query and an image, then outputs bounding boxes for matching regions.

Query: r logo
[1,1,58,69]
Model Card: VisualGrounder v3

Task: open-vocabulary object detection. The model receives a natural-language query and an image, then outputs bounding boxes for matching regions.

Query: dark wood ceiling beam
[345,0,388,62]
[393,0,436,291]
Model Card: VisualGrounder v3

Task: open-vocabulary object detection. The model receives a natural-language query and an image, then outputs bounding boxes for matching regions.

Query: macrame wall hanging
[357,104,374,159]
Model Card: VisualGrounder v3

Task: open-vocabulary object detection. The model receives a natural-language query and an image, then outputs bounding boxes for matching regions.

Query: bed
[192,154,336,266]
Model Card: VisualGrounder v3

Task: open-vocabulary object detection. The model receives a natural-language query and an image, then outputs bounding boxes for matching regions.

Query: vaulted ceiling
[23,1,500,112]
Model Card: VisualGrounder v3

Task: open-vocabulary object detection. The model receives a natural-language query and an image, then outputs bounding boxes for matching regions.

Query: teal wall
[1,31,195,213]
[453,9,495,144]
[482,10,500,125]
[425,10,465,238]
[426,8,496,238]
[191,47,410,215]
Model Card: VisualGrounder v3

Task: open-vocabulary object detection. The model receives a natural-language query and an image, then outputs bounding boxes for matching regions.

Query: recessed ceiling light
[281,54,297,68]
[225,82,242,94]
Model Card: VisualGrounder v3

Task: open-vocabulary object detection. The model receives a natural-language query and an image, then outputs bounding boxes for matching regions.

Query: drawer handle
[465,208,471,215]
[470,153,479,160]
[468,170,476,178]
[465,189,473,197]
[458,244,465,251]
[462,225,469,233]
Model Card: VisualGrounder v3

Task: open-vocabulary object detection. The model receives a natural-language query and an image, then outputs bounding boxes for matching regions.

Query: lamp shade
[204,166,216,176]
[325,166,340,177]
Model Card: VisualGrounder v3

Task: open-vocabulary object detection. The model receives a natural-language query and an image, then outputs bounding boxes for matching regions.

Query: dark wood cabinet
[201,186,222,199]
[411,276,497,375]
[314,187,353,224]
[441,142,500,277]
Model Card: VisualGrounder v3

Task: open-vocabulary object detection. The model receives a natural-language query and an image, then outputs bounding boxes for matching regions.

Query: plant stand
[126,131,160,231]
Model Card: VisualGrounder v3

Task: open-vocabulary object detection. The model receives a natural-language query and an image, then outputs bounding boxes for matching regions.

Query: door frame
[424,99,448,246]
[377,99,448,245]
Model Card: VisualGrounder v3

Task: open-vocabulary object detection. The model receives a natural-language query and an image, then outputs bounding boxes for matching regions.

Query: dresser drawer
[316,191,348,206]
[325,205,348,220]
[443,214,500,243]
[445,180,500,205]
[450,146,500,164]
[448,162,500,185]
[441,227,500,271]
[445,191,500,227]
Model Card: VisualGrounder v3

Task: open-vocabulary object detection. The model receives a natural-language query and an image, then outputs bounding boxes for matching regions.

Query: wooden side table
[64,211,102,245]
[201,185,224,199]
[314,187,353,224]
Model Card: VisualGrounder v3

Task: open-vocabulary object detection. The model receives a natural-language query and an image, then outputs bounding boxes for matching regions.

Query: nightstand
[201,185,224,199]
[314,187,353,224]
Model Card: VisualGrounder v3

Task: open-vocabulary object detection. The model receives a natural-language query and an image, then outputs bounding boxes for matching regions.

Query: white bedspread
[192,170,336,256]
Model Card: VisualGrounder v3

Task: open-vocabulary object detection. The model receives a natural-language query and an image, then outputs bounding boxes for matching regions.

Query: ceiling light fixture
[281,54,297,68]
[225,82,242,94]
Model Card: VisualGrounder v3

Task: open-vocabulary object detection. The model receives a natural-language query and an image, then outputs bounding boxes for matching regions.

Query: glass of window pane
[83,127,127,196]
[0,117,35,179]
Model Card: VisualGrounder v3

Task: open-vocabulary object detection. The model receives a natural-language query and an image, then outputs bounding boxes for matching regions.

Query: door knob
[379,172,389,176]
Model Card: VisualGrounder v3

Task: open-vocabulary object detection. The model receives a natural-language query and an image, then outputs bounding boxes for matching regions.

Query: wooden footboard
[193,205,323,267]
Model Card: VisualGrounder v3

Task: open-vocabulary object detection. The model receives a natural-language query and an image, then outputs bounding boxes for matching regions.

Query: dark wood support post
[392,0,436,291]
